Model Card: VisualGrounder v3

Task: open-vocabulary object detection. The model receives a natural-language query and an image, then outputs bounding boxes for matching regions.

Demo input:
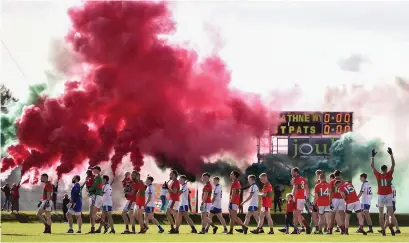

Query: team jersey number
[298,181,305,189]
[320,188,329,196]
[367,186,372,195]
[346,185,355,193]
[379,179,389,186]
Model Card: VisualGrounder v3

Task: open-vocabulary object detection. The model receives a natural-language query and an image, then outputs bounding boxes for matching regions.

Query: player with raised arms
[371,148,396,236]
[227,171,248,234]
[357,173,373,233]
[144,175,165,233]
[251,173,274,234]
[166,170,181,234]
[291,167,312,234]
[314,173,331,234]
[199,172,218,234]
[237,175,259,234]
[67,175,82,234]
[328,170,345,234]
[121,172,133,234]
[337,180,367,235]
[87,166,103,234]
[37,173,53,234]
[207,176,228,233]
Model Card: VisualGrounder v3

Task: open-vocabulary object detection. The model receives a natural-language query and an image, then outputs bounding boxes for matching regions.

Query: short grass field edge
[1,223,409,242]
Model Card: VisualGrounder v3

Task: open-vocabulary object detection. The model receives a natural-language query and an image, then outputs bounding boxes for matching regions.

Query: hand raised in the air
[371,149,377,157]
[387,147,393,155]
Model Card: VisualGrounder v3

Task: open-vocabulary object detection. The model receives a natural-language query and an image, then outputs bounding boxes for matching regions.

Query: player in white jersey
[208,177,228,233]
[175,175,197,233]
[388,185,401,233]
[143,176,164,233]
[236,175,260,233]
[97,175,115,234]
[358,173,373,233]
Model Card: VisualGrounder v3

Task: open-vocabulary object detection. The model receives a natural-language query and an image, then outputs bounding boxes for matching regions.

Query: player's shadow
[2,233,37,236]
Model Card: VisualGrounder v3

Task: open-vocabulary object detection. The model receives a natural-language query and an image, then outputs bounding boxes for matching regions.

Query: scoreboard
[275,111,353,136]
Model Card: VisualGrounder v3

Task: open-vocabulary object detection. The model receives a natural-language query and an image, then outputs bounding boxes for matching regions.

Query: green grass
[1,223,408,242]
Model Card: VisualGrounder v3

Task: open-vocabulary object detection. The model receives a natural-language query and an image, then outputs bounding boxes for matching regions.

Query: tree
[1,84,18,113]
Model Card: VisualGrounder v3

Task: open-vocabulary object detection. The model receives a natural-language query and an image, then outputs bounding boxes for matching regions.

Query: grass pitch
[1,223,408,242]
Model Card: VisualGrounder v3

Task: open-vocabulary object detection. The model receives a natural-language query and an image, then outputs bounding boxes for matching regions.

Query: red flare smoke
[7,1,279,180]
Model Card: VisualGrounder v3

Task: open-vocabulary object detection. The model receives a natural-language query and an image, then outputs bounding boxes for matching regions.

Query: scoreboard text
[276,111,353,136]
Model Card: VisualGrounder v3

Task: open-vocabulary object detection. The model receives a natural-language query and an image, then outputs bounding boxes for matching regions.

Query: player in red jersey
[199,172,218,234]
[328,170,345,234]
[291,167,311,234]
[37,174,53,234]
[252,173,274,234]
[314,173,331,234]
[134,172,146,233]
[121,172,133,234]
[336,180,367,235]
[166,170,180,234]
[371,148,396,236]
[123,171,139,234]
[311,170,322,233]
[227,171,247,234]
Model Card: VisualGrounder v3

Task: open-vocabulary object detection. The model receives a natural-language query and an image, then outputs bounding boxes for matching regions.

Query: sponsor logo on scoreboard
[288,138,339,159]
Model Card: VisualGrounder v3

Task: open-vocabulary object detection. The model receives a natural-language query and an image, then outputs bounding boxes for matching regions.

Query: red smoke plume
[4,1,279,181]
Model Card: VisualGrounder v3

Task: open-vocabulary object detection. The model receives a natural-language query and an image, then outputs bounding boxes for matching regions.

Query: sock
[190,225,195,230]
[270,227,274,232]
[171,225,174,230]
[369,225,372,230]
[302,220,309,228]
[396,226,400,230]
[345,228,349,234]
[315,226,319,231]
[78,226,81,231]
[132,226,135,232]
[202,227,205,232]
[144,223,147,228]
[359,225,363,230]
[69,225,73,230]
[158,224,163,230]
[125,225,129,230]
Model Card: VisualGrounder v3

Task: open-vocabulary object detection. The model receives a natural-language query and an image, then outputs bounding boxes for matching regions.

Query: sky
[2,1,409,108]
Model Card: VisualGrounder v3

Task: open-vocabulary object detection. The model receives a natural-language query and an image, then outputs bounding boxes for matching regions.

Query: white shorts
[38,200,54,212]
[378,194,393,208]
[123,200,135,211]
[318,206,331,215]
[296,199,305,211]
[68,208,82,216]
[135,205,145,211]
[88,195,103,209]
[200,203,212,213]
[167,200,180,211]
[332,198,346,211]
[346,201,361,212]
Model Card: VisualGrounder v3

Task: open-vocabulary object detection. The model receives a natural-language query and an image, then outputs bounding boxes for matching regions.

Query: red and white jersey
[374,170,393,195]
[340,182,359,204]
[314,181,330,206]
[293,176,307,200]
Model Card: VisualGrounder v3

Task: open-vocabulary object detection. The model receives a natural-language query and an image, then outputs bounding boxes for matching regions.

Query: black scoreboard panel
[275,111,353,136]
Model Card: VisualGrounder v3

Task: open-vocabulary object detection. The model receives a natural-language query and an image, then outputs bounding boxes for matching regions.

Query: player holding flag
[371,148,396,236]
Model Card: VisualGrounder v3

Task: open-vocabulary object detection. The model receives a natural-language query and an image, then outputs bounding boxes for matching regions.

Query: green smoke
[1,84,46,156]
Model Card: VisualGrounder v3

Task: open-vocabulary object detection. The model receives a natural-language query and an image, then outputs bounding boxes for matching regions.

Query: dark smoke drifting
[4,1,280,182]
